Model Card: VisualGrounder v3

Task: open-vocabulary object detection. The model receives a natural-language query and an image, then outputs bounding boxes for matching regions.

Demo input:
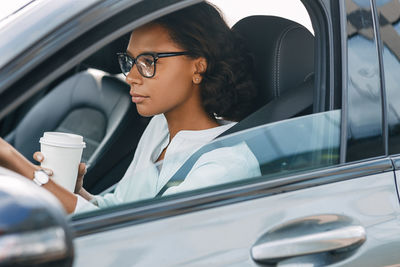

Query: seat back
[221,16,315,136]
[6,69,130,165]
[232,15,314,110]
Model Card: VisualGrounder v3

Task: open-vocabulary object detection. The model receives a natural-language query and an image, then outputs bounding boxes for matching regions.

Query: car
[0,0,400,266]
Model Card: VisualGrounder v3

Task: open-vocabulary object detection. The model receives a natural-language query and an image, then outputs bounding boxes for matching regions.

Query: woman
[0,2,260,214]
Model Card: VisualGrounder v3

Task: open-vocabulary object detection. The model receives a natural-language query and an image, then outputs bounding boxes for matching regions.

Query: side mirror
[0,171,73,267]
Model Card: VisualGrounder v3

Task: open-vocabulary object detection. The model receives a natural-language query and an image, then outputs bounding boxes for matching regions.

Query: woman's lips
[130,93,149,104]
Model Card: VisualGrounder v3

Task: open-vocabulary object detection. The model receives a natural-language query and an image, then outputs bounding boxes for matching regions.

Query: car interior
[0,4,315,195]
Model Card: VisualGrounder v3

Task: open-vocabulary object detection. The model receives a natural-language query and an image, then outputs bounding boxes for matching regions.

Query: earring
[194,77,201,84]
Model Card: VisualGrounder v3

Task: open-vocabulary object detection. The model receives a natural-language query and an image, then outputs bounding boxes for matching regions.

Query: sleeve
[79,114,167,209]
[74,194,99,214]
[163,142,261,195]
[87,162,137,209]
[93,191,122,208]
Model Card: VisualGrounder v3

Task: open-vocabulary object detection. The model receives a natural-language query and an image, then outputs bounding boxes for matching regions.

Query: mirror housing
[0,170,73,266]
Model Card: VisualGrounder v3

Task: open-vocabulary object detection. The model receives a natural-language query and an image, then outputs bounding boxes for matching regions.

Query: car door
[69,1,400,266]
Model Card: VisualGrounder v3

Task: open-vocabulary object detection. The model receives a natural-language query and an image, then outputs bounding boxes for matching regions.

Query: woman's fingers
[33,151,85,193]
[33,151,44,163]
[75,163,86,194]
[41,167,53,176]
[78,163,87,178]
[33,152,53,176]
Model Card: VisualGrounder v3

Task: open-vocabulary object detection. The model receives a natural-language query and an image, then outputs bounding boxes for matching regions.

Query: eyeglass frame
[117,51,191,78]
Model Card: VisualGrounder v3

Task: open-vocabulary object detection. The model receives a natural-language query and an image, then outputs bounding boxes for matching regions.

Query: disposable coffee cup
[39,132,86,192]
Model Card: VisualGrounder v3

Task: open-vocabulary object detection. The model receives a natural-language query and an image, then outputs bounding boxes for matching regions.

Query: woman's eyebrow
[126,51,136,58]
[127,49,162,57]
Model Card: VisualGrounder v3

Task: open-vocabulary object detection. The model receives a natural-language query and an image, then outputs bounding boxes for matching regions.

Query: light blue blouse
[75,115,260,213]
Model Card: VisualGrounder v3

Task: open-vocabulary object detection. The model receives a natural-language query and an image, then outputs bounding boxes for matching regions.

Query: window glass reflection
[73,110,340,217]
[346,0,384,161]
[376,0,395,7]
[378,1,400,154]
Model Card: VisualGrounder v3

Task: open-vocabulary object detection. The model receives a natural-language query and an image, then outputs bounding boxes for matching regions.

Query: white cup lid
[40,132,86,148]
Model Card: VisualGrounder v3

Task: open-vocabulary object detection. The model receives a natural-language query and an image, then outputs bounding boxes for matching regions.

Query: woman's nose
[125,65,142,85]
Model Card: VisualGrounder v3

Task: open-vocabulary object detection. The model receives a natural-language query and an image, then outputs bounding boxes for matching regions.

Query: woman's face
[125,24,201,117]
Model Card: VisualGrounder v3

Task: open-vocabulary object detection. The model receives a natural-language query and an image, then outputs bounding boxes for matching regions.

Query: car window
[345,0,385,161]
[66,0,340,218]
[378,1,400,155]
[73,110,340,216]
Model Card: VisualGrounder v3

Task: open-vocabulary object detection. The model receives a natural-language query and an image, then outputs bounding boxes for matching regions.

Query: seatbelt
[156,80,313,197]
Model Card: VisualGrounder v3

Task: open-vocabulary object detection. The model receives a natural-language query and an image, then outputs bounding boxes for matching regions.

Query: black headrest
[83,33,130,74]
[232,16,314,109]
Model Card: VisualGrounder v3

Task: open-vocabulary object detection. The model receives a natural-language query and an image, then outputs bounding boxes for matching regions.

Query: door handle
[251,214,366,263]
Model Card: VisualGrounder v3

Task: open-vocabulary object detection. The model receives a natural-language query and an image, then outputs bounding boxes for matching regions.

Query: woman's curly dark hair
[153,2,257,121]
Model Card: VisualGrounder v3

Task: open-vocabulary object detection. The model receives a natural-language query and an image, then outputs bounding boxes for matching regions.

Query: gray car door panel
[73,170,400,266]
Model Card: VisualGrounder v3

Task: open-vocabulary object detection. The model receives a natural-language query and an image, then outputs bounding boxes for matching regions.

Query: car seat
[222,15,315,135]
[5,36,147,193]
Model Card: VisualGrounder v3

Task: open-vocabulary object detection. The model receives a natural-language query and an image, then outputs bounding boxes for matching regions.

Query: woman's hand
[74,163,87,194]
[33,151,86,194]
[32,152,53,176]
[0,141,80,214]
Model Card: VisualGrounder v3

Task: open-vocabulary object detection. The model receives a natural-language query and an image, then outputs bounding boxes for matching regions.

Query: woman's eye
[139,56,154,66]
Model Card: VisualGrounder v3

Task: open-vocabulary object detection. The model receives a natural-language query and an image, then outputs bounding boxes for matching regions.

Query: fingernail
[37,154,43,161]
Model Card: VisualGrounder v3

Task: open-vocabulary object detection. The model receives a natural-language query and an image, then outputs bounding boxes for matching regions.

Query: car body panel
[73,171,400,266]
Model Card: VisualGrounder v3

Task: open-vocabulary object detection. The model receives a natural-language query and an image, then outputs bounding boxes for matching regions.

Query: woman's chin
[136,106,159,117]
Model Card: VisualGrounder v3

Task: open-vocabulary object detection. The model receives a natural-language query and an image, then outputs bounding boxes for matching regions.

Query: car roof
[0,0,34,22]
[0,0,100,70]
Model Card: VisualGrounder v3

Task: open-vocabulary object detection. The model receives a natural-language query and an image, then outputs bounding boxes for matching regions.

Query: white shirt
[75,115,260,213]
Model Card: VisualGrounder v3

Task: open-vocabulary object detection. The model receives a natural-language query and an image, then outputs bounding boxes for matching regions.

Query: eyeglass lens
[118,54,155,78]
[136,55,155,77]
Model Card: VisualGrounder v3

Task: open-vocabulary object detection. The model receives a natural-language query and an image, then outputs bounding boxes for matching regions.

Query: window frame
[371,0,389,156]
[342,0,388,162]
[375,0,400,157]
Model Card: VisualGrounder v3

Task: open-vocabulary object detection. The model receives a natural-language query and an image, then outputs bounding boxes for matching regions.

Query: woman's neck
[162,83,220,141]
[156,107,218,163]
[164,108,219,141]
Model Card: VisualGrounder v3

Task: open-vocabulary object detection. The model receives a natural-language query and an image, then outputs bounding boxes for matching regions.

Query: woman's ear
[193,57,207,84]
[195,57,207,73]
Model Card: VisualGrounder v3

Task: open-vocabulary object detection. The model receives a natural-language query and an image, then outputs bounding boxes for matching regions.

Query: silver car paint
[73,171,400,266]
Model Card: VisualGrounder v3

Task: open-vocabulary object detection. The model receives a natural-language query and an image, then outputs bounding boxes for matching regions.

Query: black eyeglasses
[117,52,191,78]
